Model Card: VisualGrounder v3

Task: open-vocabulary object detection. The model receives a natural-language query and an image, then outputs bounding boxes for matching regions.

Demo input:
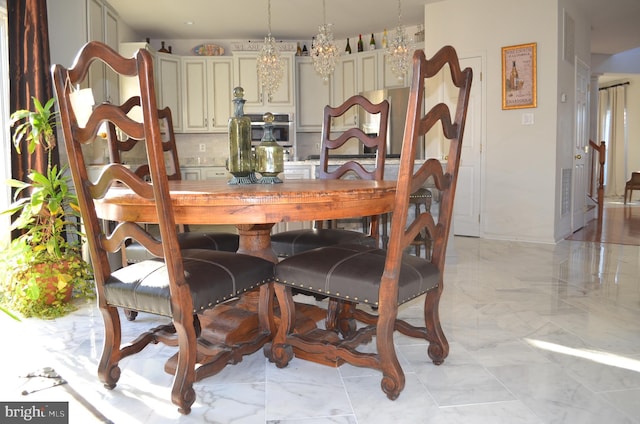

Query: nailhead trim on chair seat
[105,249,274,316]
[274,243,440,306]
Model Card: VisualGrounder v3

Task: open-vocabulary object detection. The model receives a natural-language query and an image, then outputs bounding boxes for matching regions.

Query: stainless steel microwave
[246,113,293,146]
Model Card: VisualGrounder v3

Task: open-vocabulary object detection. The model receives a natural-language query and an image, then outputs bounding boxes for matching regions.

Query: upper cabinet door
[182,57,234,133]
[233,52,295,110]
[157,53,182,132]
[182,58,209,132]
[295,57,331,132]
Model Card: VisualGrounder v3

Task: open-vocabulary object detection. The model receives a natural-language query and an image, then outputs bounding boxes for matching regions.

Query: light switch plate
[521,113,534,125]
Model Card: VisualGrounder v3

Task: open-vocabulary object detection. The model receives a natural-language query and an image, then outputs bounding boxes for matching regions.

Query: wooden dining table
[95,178,397,370]
[96,178,397,262]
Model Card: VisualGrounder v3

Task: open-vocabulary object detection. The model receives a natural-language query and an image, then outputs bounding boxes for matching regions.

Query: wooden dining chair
[624,172,640,204]
[270,94,389,257]
[265,46,473,401]
[52,41,274,415]
[105,97,239,267]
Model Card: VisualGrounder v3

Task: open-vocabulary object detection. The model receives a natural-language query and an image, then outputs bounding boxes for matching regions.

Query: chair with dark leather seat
[270,94,389,257]
[624,172,640,204]
[52,41,274,415]
[265,46,473,401]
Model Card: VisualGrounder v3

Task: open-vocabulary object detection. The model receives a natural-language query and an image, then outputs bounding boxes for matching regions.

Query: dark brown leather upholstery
[123,231,240,264]
[266,46,473,401]
[52,41,273,415]
[275,244,439,306]
[106,249,270,316]
[270,228,375,258]
[271,94,389,257]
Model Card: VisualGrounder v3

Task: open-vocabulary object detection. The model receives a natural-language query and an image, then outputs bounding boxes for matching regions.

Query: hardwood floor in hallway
[567,200,640,245]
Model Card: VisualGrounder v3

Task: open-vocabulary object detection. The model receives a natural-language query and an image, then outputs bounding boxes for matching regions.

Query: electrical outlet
[199,143,206,152]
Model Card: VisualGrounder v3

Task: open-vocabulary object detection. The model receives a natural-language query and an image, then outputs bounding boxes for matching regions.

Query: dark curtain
[8,0,58,183]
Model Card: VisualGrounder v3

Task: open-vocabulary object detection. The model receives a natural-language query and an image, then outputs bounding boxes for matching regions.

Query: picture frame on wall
[502,42,537,109]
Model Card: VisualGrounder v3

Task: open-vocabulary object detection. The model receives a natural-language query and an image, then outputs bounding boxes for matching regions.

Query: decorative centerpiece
[255,112,284,184]
[227,87,255,184]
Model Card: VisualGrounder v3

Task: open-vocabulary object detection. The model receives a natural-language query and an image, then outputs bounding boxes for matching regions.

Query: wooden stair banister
[588,139,606,220]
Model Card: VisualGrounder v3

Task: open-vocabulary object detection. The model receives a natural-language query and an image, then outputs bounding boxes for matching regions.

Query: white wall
[426,0,590,243]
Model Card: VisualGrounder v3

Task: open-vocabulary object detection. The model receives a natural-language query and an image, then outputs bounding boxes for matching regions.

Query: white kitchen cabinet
[331,55,358,129]
[87,0,119,104]
[182,57,234,133]
[358,51,378,93]
[273,162,315,233]
[378,51,408,88]
[156,53,182,132]
[180,166,230,181]
[295,57,331,132]
[202,167,230,180]
[233,52,295,110]
[180,167,201,181]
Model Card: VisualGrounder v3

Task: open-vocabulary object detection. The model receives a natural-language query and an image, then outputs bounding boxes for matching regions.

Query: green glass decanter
[255,112,284,184]
[227,87,254,184]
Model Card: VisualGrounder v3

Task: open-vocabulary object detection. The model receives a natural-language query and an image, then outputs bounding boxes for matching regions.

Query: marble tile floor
[2,236,640,423]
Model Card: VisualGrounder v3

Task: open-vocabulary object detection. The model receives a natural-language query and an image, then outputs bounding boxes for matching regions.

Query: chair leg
[625,188,628,204]
[423,287,449,365]
[265,283,295,368]
[376,303,405,400]
[97,306,122,390]
[170,316,198,415]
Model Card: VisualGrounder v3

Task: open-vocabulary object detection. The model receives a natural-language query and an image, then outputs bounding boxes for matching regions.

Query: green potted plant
[0,97,94,319]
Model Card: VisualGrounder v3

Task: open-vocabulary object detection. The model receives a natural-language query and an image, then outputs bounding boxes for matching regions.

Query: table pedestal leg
[236,223,278,263]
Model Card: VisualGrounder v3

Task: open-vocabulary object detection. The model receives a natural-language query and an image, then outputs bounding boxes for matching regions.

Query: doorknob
[575,154,582,159]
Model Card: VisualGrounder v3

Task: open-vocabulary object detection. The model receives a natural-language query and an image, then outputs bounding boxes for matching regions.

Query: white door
[572,58,590,231]
[440,56,482,236]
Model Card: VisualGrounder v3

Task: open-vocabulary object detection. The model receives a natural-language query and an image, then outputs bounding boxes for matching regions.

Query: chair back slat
[319,94,389,182]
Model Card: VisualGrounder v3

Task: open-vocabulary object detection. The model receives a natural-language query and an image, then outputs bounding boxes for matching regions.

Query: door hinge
[480,71,483,82]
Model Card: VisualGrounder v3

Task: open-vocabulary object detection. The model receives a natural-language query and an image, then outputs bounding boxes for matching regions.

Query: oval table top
[95,179,397,225]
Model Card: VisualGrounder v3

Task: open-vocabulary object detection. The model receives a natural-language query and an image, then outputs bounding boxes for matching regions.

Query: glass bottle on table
[227,87,254,184]
[255,112,284,184]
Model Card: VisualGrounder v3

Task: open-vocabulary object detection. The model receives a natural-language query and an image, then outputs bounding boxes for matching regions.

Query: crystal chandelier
[311,0,339,81]
[257,0,284,102]
[387,0,412,80]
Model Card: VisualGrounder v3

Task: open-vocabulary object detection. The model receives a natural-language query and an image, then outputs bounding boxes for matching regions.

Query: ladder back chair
[271,94,389,257]
[265,46,473,400]
[52,41,274,415]
[105,97,239,265]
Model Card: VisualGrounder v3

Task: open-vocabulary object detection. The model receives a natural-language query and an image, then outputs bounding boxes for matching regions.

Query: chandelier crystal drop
[311,0,339,81]
[257,0,284,102]
[387,0,413,80]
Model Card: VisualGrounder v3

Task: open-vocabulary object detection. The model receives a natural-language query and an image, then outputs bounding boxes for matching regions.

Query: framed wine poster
[502,42,537,109]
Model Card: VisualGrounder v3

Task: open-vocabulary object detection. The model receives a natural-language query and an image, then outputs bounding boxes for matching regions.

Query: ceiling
[106,0,640,56]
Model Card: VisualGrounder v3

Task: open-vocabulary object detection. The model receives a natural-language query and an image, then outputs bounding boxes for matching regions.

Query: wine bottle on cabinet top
[369,33,376,50]
[357,34,364,52]
[345,38,352,54]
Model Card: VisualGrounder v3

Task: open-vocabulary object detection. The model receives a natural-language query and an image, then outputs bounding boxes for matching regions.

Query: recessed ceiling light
[184,21,194,26]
